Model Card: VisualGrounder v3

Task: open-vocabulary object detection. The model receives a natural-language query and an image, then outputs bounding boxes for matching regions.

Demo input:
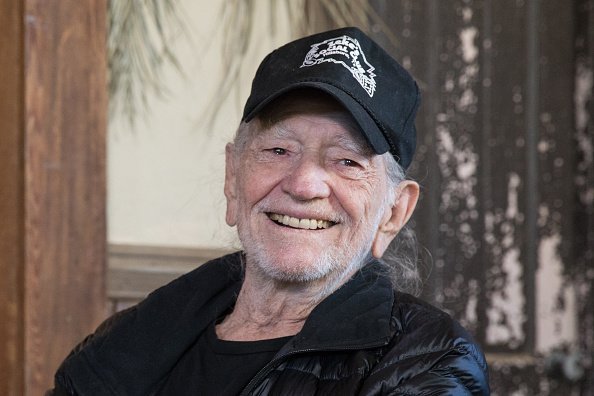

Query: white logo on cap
[301,35,376,97]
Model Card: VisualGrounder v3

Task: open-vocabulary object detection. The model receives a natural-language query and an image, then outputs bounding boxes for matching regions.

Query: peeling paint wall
[575,63,593,208]
[430,1,484,335]
[536,231,578,352]
[573,0,594,392]
[485,173,526,349]
[373,0,594,393]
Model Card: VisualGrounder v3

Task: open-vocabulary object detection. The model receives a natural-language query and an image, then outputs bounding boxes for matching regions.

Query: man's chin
[250,257,335,283]
[242,247,339,283]
[243,244,369,289]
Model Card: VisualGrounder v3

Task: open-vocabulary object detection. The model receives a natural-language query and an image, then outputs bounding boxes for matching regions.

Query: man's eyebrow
[269,124,295,140]
[334,134,374,157]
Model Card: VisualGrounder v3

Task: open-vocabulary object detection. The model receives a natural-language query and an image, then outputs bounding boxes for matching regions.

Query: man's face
[225,108,394,284]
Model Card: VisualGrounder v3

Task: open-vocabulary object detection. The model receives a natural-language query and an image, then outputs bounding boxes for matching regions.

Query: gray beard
[238,226,374,297]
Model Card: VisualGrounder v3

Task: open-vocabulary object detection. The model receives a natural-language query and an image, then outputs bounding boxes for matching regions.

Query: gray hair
[379,153,422,296]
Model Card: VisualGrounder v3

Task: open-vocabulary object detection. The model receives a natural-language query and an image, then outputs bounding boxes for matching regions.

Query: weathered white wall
[108,0,291,249]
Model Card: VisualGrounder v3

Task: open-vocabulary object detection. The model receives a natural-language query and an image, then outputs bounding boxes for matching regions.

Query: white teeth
[268,213,333,230]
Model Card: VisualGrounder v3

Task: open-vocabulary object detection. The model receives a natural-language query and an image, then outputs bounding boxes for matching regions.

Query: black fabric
[49,252,490,395]
[157,322,291,395]
[54,253,245,396]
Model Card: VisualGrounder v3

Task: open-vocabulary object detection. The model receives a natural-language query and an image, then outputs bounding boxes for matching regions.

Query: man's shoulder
[391,291,484,359]
[162,250,243,289]
[51,251,245,396]
[370,291,490,394]
[392,292,455,331]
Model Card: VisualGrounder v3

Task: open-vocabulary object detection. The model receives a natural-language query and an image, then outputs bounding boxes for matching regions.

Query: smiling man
[49,27,489,395]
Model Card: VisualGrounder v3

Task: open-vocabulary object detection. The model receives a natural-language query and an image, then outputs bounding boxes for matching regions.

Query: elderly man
[50,27,489,395]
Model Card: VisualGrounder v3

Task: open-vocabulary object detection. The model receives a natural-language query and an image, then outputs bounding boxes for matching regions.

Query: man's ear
[371,180,420,258]
[224,143,238,227]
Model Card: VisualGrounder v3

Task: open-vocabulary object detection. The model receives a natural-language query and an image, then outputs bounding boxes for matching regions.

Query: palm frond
[108,0,187,128]
[107,0,397,129]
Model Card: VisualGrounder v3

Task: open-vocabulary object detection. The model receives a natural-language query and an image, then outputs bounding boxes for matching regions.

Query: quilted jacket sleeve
[45,307,137,396]
[359,341,489,395]
[359,294,490,395]
[393,346,488,395]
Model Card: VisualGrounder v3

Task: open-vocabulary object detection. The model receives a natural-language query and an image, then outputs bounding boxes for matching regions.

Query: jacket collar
[289,262,395,351]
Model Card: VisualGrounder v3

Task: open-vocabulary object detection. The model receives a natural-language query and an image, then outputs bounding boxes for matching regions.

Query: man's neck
[215,264,355,341]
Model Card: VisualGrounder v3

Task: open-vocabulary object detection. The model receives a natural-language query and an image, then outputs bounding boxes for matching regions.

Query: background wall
[108,0,291,249]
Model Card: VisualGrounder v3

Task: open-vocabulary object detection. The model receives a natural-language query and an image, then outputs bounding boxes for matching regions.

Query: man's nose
[281,156,331,201]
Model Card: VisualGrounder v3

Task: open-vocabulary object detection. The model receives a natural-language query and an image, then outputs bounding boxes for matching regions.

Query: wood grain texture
[23,0,107,394]
[0,0,25,394]
[108,244,231,299]
[106,244,233,311]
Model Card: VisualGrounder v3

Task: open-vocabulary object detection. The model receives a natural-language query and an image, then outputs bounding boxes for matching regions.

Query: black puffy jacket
[50,253,490,395]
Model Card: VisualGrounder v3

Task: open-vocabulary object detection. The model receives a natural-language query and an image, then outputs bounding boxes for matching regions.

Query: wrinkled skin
[224,112,418,285]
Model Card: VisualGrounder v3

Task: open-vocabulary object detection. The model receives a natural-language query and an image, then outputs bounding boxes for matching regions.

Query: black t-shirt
[157,321,292,395]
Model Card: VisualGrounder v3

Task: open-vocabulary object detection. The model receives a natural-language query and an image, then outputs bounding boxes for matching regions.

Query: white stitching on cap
[301,35,377,97]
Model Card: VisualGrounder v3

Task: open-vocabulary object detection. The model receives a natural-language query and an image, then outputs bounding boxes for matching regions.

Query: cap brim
[243,82,390,155]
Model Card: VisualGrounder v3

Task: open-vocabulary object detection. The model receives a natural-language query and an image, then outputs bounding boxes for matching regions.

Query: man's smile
[267,212,336,230]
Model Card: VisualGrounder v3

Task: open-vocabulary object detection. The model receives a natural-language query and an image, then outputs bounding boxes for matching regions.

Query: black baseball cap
[242,27,420,169]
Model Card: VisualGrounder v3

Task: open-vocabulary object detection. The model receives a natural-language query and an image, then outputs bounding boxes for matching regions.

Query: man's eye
[272,148,286,155]
[342,158,359,167]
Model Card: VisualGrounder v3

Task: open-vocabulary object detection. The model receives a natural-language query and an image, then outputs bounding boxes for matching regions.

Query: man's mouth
[267,213,336,230]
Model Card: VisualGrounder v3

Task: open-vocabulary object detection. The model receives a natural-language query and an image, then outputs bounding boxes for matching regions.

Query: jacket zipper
[239,348,316,396]
[239,339,390,396]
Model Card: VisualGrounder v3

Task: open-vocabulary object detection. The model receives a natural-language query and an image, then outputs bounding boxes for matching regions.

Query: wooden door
[0,1,108,394]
